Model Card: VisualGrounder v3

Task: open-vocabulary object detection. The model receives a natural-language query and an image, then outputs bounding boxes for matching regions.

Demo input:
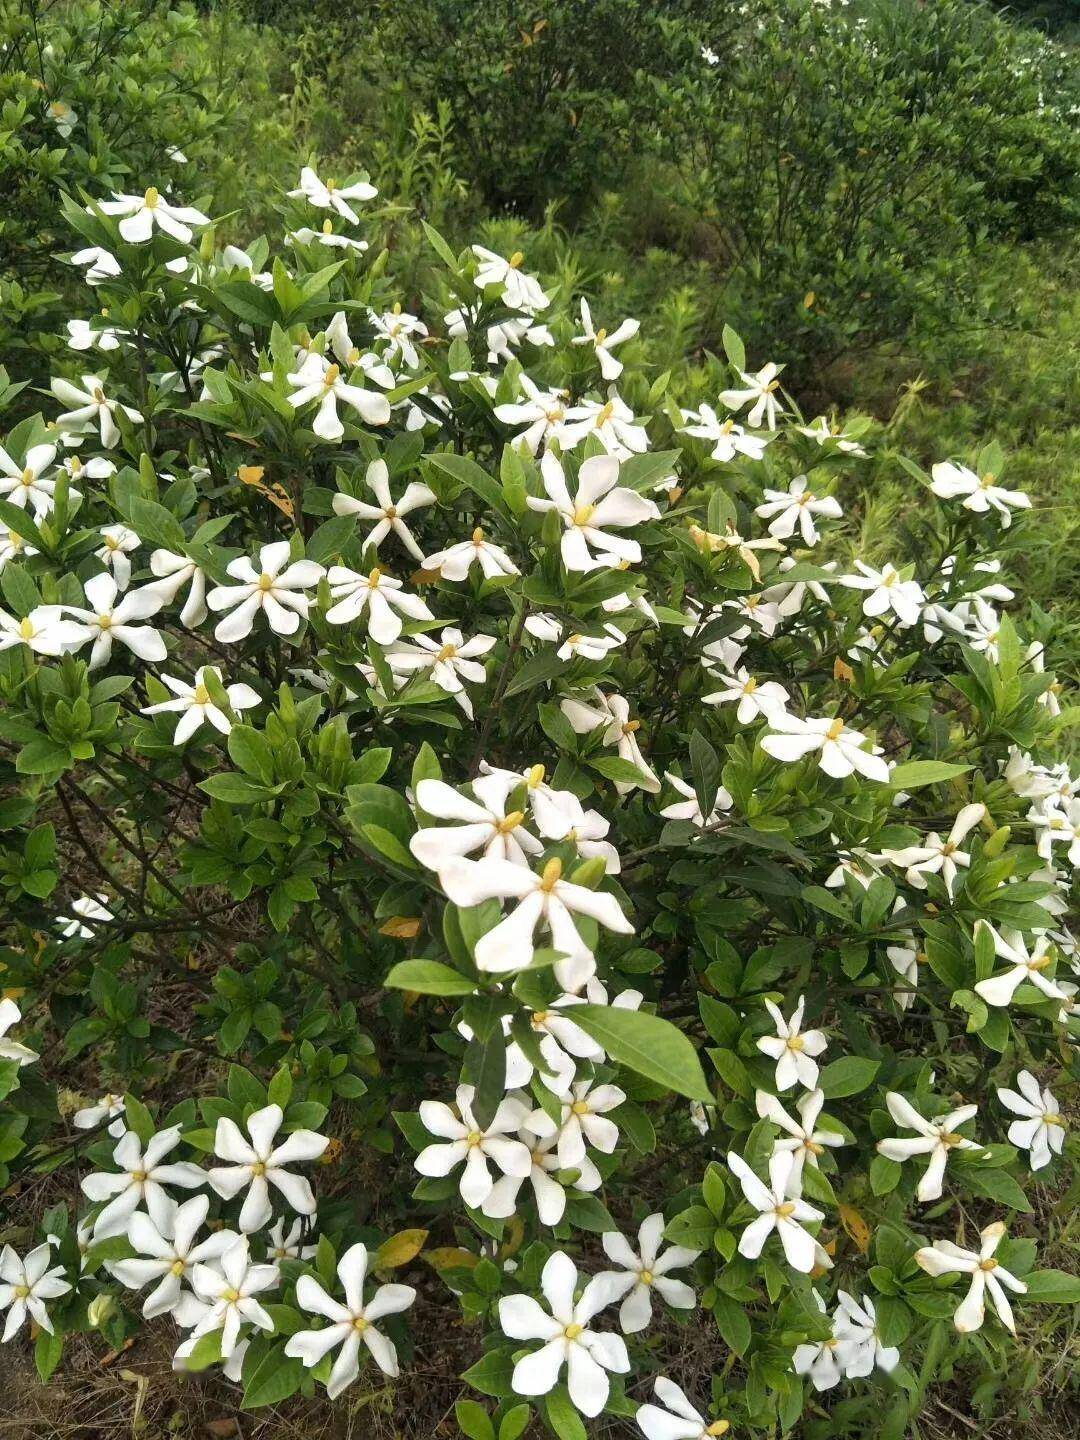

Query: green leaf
[569,1005,710,1101]
[545,1386,587,1440]
[128,496,186,551]
[241,1349,305,1408]
[713,1289,751,1355]
[462,1347,515,1399]
[35,1328,63,1383]
[664,1204,716,1250]
[426,452,509,519]
[721,324,746,372]
[689,730,722,821]
[819,1056,880,1098]
[455,1400,496,1440]
[888,761,973,790]
[960,1164,1033,1212]
[1022,1270,1080,1303]
[385,960,476,996]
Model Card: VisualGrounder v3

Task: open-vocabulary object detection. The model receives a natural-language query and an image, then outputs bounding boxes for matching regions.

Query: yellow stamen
[258,574,274,592]
[540,857,562,891]
[143,187,159,209]
[775,1202,797,1218]
[496,810,524,834]
[509,251,524,269]
[563,1322,583,1339]
[323,364,340,387]
[826,718,845,741]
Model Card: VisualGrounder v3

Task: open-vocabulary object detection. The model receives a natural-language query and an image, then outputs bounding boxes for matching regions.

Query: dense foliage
[0,149,1075,1439]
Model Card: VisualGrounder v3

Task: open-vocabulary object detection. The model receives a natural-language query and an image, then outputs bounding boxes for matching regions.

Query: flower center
[527,764,546,789]
[787,1035,805,1052]
[979,1258,998,1273]
[18,618,34,640]
[352,1316,368,1331]
[132,1169,147,1182]
[322,219,334,234]
[466,1130,483,1148]
[171,1259,186,1276]
[93,387,106,404]
[1029,954,1053,971]
[223,1287,241,1302]
[385,505,398,518]
[258,573,275,592]
[940,1131,964,1147]
[595,401,614,427]
[496,810,524,834]
[540,857,562,892]
[563,1323,583,1340]
[472,527,485,545]
[20,468,34,487]
[742,677,757,694]
[826,718,845,742]
[1043,1113,1064,1127]
[979,473,995,490]
[571,1100,590,1116]
[143,187,159,210]
[436,643,457,662]
[98,613,113,630]
[622,719,641,735]
[531,1010,550,1027]
[797,491,814,506]
[14,1285,30,1299]
[572,502,596,526]
[806,1140,824,1156]
[323,364,340,387]
[775,1202,797,1218]
[193,684,210,705]
[509,251,524,269]
[639,1269,654,1286]
[71,456,83,473]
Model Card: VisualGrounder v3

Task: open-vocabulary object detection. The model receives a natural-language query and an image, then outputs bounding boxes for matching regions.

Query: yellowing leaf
[838,1205,871,1253]
[804,291,816,309]
[374,1228,428,1269]
[237,464,265,486]
[423,1246,479,1272]
[833,657,855,683]
[379,916,422,939]
[238,464,294,518]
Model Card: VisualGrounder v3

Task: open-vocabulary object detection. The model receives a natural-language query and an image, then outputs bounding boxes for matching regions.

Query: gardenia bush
[0,163,1076,1437]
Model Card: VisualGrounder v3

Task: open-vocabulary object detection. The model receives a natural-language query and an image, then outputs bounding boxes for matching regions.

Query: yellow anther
[472,527,485,544]
[571,1100,589,1116]
[509,251,524,269]
[466,1130,483,1148]
[826,718,845,741]
[622,719,641,734]
[258,573,274,592]
[775,1202,797,1218]
[639,1269,654,1286]
[527,764,546,789]
[540,857,563,891]
[572,503,596,526]
[323,364,340,386]
[171,1259,186,1276]
[251,1160,267,1176]
[979,1258,998,1273]
[18,618,34,641]
[352,1315,368,1331]
[322,219,334,234]
[496,810,525,834]
[20,468,33,487]
[563,1322,583,1340]
[787,1035,805,1052]
[193,684,210,705]
[143,187,159,209]
[368,567,382,586]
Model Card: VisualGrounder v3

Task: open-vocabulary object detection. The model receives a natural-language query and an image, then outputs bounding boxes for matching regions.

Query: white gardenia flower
[387,628,495,717]
[703,666,789,724]
[371,305,428,368]
[0,1243,71,1341]
[208,1102,328,1232]
[555,392,649,459]
[266,1216,317,1261]
[792,1291,849,1392]
[411,774,543,869]
[415,1084,531,1208]
[498,1250,628,1417]
[289,221,369,253]
[719,361,785,430]
[996,1070,1066,1172]
[0,998,38,1067]
[727,1150,830,1274]
[324,565,432,640]
[57,892,113,939]
[560,689,662,794]
[880,803,986,896]
[973,924,1067,1008]
[80,1124,205,1237]
[527,451,659,572]
[760,712,890,783]
[1029,798,1080,868]
[914,1221,1026,1334]
[571,298,639,380]
[186,1235,278,1356]
[680,404,769,463]
[798,416,868,456]
[0,529,37,570]
[472,246,549,312]
[147,550,207,627]
[206,541,324,643]
[598,1213,699,1334]
[930,462,1031,528]
[331,458,435,562]
[876,1092,984,1202]
[141,665,260,745]
[526,1078,627,1170]
[71,246,121,284]
[0,605,85,658]
[494,375,574,455]
[73,1092,126,1138]
[424,525,520,581]
[755,1089,844,1195]
[483,1121,601,1225]
[436,853,634,990]
[288,166,377,225]
[96,186,210,244]
[0,442,61,516]
[840,561,925,627]
[524,612,625,662]
[112,1194,235,1319]
[531,785,622,874]
[636,1375,732,1440]
[286,1242,416,1396]
[833,1290,901,1377]
[659,773,732,829]
[755,476,843,546]
[64,573,166,670]
[67,317,123,352]
[52,375,142,449]
[287,353,392,439]
[756,996,828,1091]
[94,524,140,590]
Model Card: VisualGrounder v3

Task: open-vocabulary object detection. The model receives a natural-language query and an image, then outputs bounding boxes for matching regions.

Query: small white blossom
[996,1070,1065,1172]
[727,1150,829,1274]
[331,458,435,562]
[571,299,639,380]
[288,167,377,225]
[756,996,827,1091]
[141,665,260,745]
[528,452,659,572]
[761,712,890,783]
[0,1243,71,1340]
[876,1092,984,1201]
[755,476,842,546]
[914,1221,1026,1333]
[719,361,785,430]
[598,1213,699,1333]
[930,462,1031,528]
[80,1124,205,1237]
[96,187,210,244]
[415,1085,531,1208]
[206,542,324,643]
[208,1103,328,1232]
